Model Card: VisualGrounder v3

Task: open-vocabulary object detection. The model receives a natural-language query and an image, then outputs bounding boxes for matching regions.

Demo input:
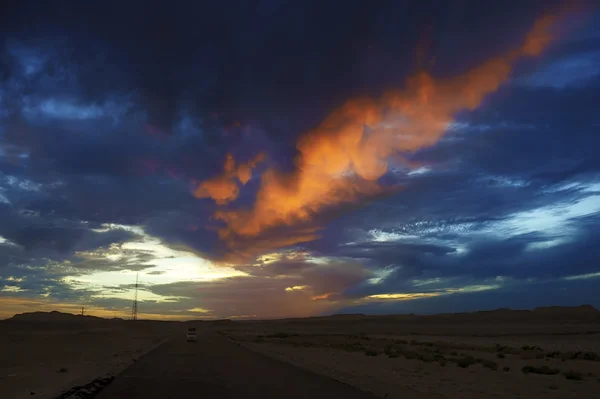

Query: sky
[1,1,600,320]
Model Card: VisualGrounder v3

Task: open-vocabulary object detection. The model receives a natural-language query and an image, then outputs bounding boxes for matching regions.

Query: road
[95,332,378,399]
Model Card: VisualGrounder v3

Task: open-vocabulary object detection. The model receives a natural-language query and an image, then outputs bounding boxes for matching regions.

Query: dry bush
[522,365,560,375]
[365,349,380,357]
[563,370,584,380]
[481,359,498,370]
[455,356,478,368]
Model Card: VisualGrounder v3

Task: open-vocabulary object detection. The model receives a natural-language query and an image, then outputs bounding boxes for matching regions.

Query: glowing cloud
[193,153,265,205]
[197,11,572,259]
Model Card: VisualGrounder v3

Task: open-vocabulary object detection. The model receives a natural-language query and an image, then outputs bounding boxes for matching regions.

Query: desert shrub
[296,341,315,348]
[337,342,365,352]
[384,345,401,358]
[57,368,68,373]
[521,365,535,374]
[503,366,510,372]
[401,349,422,360]
[520,351,545,360]
[545,351,561,358]
[563,370,584,380]
[396,339,408,345]
[522,365,560,375]
[410,339,419,345]
[420,353,436,362]
[560,351,599,361]
[439,359,446,366]
[497,353,506,359]
[433,353,445,361]
[481,359,498,370]
[349,333,370,341]
[253,337,265,343]
[581,352,600,361]
[456,356,477,368]
[450,351,458,356]
[266,332,297,339]
[522,345,543,351]
[365,349,379,357]
[384,345,395,356]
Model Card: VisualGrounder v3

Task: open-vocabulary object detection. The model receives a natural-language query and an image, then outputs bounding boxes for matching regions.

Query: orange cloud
[198,11,571,259]
[193,153,265,205]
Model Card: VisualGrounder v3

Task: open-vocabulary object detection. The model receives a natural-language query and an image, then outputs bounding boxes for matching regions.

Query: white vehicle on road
[186,327,197,342]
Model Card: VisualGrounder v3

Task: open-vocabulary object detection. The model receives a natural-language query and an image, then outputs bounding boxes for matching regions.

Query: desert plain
[2,305,600,399]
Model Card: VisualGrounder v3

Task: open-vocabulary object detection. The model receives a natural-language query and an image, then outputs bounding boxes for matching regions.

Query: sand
[0,322,174,399]
[223,321,600,399]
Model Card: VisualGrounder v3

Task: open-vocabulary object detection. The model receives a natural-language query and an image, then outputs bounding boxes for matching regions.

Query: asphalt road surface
[95,332,378,399]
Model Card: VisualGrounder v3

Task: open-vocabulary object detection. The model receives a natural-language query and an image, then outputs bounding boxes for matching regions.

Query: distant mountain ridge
[7,310,118,322]
[322,305,600,323]
[4,305,599,323]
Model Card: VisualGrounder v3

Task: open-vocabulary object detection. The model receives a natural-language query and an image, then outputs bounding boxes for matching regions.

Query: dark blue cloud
[337,276,600,315]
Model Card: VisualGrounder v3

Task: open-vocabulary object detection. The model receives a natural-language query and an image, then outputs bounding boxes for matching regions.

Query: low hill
[7,310,106,322]
[300,305,600,324]
[4,305,599,324]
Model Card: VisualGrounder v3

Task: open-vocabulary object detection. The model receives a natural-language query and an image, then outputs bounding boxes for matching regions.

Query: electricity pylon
[131,273,139,321]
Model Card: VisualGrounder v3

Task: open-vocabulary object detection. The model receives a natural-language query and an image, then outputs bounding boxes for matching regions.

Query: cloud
[146,255,371,318]
[0,201,140,256]
[193,152,265,204]
[339,275,600,315]
[23,99,106,121]
[196,10,575,260]
[334,205,600,301]
[519,50,600,88]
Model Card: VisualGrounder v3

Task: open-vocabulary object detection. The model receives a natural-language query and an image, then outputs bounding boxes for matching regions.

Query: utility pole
[81,306,85,316]
[131,273,139,321]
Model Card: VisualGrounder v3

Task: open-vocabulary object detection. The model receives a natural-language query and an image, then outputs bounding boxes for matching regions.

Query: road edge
[223,335,381,398]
